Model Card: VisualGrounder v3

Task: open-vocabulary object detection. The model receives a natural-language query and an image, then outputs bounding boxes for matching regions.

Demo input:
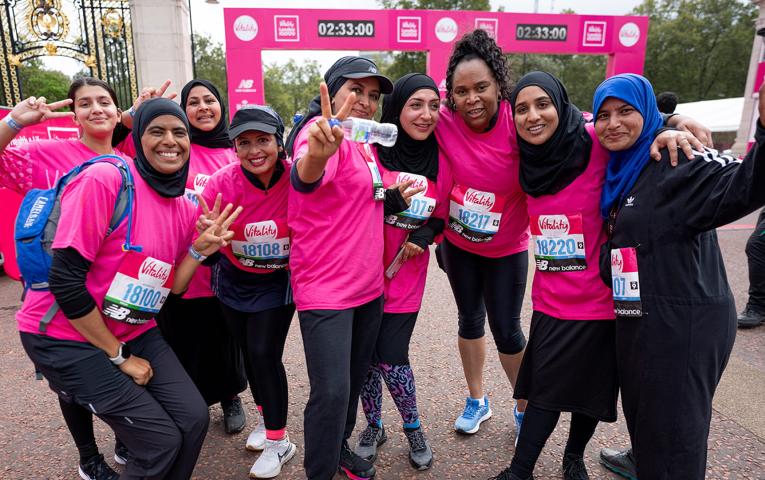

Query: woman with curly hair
[435,29,530,438]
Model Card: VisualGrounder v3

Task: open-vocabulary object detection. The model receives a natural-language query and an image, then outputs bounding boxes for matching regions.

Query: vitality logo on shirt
[538,215,570,237]
[244,220,278,242]
[138,258,172,286]
[192,174,210,192]
[464,189,495,212]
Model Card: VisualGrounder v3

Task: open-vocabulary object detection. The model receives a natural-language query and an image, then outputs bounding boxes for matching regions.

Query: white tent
[674,97,743,133]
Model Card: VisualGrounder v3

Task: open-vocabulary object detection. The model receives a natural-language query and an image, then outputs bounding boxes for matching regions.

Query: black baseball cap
[330,57,394,94]
[228,105,285,141]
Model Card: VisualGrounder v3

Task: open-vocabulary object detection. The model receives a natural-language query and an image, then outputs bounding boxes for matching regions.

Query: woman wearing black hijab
[355,74,449,471]
[17,98,240,479]
[156,79,249,436]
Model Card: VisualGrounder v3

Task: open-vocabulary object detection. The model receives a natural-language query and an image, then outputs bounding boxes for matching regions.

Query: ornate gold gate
[0,0,138,107]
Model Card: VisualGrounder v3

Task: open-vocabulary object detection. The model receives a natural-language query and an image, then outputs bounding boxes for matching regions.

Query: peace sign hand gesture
[297,82,356,184]
[8,96,74,128]
[123,79,177,128]
[192,202,243,257]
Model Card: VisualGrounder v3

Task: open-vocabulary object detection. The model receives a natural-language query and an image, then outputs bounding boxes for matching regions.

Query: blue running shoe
[454,396,492,434]
[513,403,525,446]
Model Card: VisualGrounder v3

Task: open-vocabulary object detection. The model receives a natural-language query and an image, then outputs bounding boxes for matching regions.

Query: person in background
[656,91,678,115]
[737,209,765,328]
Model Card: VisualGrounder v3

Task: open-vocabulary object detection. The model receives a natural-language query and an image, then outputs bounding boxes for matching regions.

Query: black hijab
[510,71,592,198]
[131,98,190,198]
[285,56,393,157]
[377,74,440,182]
[180,79,233,149]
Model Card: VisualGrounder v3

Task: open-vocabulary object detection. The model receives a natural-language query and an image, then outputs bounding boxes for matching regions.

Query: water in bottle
[340,117,398,147]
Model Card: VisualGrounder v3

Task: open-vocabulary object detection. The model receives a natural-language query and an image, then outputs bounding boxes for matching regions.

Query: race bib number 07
[611,247,642,317]
[383,171,436,230]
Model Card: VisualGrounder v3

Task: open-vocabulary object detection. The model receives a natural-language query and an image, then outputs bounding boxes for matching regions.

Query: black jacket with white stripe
[601,121,765,314]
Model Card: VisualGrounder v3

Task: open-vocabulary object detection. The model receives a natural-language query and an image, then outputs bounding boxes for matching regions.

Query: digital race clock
[515,24,568,41]
[317,20,375,37]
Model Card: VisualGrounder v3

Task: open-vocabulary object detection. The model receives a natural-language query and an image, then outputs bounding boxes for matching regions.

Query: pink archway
[224,8,648,113]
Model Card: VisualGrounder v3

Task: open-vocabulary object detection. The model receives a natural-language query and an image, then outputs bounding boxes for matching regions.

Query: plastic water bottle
[340,117,398,147]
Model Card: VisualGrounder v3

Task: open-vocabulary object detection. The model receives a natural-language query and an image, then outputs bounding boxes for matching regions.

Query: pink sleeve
[51,163,122,261]
[115,137,136,158]
[0,143,35,194]
[434,157,453,221]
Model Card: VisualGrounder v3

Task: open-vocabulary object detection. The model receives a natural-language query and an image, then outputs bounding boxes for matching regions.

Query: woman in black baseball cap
[197,105,297,479]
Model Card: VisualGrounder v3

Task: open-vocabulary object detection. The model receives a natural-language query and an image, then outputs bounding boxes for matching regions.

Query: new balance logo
[238,79,254,89]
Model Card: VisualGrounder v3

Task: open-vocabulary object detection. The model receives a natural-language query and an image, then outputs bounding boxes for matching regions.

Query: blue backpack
[14,154,141,331]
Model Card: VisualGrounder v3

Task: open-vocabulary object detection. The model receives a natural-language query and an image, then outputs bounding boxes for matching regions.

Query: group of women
[2,26,763,480]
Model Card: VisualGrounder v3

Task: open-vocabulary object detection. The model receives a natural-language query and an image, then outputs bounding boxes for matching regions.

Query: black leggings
[509,403,599,478]
[440,239,528,354]
[746,209,765,312]
[221,303,295,431]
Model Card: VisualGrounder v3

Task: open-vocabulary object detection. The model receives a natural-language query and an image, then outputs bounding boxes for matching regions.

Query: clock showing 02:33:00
[515,24,568,41]
[317,20,375,37]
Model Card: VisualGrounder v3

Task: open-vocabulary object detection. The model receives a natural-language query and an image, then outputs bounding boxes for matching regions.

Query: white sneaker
[249,436,296,478]
[246,421,267,451]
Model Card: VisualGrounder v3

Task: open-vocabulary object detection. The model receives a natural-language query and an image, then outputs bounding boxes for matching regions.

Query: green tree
[17,59,71,102]
[378,0,491,81]
[634,0,756,102]
[193,33,229,106]
[263,60,323,127]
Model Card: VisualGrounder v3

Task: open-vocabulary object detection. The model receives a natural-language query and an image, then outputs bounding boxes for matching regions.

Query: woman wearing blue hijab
[593,73,765,479]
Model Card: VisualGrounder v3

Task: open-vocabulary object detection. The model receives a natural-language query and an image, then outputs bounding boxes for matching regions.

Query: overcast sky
[44,0,646,75]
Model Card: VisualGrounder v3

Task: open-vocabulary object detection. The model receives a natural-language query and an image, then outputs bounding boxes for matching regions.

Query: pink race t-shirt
[526,124,614,320]
[16,161,196,342]
[380,157,452,313]
[288,118,384,311]
[435,100,530,258]
[201,161,289,273]
[180,144,237,299]
[0,138,131,194]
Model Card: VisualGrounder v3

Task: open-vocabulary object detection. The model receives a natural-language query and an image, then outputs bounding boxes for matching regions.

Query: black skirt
[156,295,247,406]
[513,311,618,422]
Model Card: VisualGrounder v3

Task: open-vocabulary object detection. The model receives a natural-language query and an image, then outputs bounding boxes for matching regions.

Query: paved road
[0,213,763,479]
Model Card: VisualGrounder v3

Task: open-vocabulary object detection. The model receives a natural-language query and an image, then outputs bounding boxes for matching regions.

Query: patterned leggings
[360,362,419,426]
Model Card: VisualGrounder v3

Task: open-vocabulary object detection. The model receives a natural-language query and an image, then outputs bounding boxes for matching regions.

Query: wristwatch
[109,342,132,366]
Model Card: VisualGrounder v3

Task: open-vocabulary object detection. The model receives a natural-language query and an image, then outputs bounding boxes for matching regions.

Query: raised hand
[305,82,356,162]
[9,96,74,128]
[389,179,427,207]
[194,192,222,234]
[193,202,243,256]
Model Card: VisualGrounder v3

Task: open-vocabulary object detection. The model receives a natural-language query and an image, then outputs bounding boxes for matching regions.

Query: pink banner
[224,8,648,114]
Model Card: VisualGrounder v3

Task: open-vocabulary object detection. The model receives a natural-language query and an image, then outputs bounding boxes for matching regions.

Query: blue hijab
[592,74,663,219]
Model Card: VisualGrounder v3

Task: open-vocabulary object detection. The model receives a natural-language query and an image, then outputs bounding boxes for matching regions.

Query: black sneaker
[355,423,387,462]
[562,452,589,480]
[737,306,765,329]
[113,440,129,466]
[221,396,246,434]
[599,448,637,480]
[487,467,533,480]
[79,454,119,480]
[339,440,376,479]
[404,426,433,470]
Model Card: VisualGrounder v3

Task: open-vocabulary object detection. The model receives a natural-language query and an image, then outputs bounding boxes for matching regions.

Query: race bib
[102,251,174,325]
[611,247,642,317]
[358,143,385,201]
[382,171,436,230]
[530,214,586,272]
[448,185,506,243]
[184,173,210,206]
[227,219,290,272]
